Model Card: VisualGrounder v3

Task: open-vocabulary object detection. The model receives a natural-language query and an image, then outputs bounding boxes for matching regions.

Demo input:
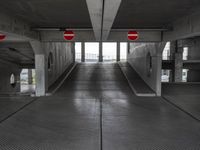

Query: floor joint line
[0,98,38,124]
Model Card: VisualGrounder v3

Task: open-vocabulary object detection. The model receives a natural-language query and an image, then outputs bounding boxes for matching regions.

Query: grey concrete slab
[162,83,200,95]
[0,96,34,122]
[113,0,200,29]
[163,83,200,120]
[102,96,200,149]
[0,97,100,150]
[1,63,200,150]
[103,115,200,150]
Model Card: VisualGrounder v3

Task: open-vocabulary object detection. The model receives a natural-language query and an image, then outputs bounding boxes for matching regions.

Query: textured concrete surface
[43,42,74,87]
[0,0,199,29]
[163,83,200,120]
[0,96,35,122]
[127,43,165,96]
[0,63,200,150]
[119,62,156,96]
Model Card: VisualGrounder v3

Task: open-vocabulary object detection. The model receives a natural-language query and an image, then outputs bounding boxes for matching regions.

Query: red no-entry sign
[64,31,75,40]
[128,31,138,41]
[0,33,6,41]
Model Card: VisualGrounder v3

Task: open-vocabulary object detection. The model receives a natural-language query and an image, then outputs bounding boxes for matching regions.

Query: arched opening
[161,42,171,82]
[48,52,53,70]
[10,73,16,88]
[146,52,153,77]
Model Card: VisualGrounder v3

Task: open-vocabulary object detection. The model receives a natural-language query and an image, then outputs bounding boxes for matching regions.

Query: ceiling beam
[163,11,200,41]
[32,27,169,32]
[86,0,103,41]
[0,12,39,41]
[101,0,121,41]
[40,30,162,42]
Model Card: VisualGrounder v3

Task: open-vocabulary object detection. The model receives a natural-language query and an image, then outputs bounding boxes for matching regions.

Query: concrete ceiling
[1,0,200,41]
[0,0,92,28]
[0,42,34,68]
[113,0,200,29]
[0,0,200,29]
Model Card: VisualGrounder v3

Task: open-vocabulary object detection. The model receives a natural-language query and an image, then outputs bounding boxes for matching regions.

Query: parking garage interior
[1,0,200,149]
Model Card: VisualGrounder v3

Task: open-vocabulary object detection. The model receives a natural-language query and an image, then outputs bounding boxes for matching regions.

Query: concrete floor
[163,83,200,121]
[0,63,200,150]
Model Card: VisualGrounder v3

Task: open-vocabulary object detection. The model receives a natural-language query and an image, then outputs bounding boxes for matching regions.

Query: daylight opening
[85,42,99,62]
[75,42,81,62]
[120,42,127,61]
[103,42,117,62]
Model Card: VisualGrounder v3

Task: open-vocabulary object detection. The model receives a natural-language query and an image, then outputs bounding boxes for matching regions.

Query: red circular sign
[128,31,138,41]
[0,33,6,41]
[64,31,75,40]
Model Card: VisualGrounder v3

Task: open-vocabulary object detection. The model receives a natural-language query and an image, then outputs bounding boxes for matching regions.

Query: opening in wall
[146,52,153,77]
[10,73,16,88]
[20,69,35,94]
[75,42,81,62]
[183,47,188,60]
[182,69,188,82]
[103,42,117,62]
[85,42,99,62]
[161,69,171,82]
[120,42,127,61]
[162,42,170,60]
[48,52,53,70]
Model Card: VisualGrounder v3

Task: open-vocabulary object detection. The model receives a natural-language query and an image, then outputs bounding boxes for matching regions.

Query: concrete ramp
[119,62,156,97]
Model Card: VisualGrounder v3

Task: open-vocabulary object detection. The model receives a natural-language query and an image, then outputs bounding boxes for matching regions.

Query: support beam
[127,42,130,54]
[117,42,120,62]
[86,0,103,41]
[171,41,183,82]
[102,0,121,41]
[28,69,33,84]
[35,54,47,96]
[40,30,162,42]
[99,42,103,62]
[72,42,76,63]
[30,41,47,96]
[81,42,85,62]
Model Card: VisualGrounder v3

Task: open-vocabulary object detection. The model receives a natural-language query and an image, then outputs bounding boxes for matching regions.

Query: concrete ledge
[47,63,78,95]
[31,63,77,97]
[118,62,156,97]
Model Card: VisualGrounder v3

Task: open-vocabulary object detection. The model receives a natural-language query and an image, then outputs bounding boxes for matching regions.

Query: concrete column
[174,50,183,82]
[117,42,120,62]
[127,42,130,60]
[171,41,183,82]
[28,69,32,84]
[30,41,48,97]
[187,38,200,81]
[99,42,103,62]
[72,42,76,63]
[154,54,162,96]
[81,42,85,62]
[35,54,47,96]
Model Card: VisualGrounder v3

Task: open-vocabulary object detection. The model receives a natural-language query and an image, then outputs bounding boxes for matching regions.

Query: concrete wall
[43,42,74,87]
[0,60,21,94]
[127,42,165,96]
[187,37,200,82]
[188,37,200,60]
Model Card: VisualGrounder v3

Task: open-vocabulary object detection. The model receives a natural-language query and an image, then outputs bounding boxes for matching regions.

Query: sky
[75,42,127,59]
